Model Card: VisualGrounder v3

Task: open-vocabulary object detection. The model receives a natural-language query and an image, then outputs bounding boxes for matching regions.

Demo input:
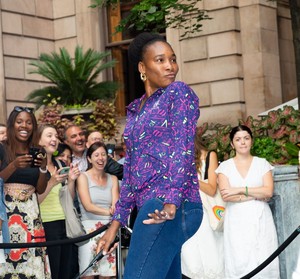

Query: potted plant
[28,46,120,140]
[27,45,119,109]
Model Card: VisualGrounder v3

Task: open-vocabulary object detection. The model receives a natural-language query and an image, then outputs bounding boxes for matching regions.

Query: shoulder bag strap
[204,150,211,180]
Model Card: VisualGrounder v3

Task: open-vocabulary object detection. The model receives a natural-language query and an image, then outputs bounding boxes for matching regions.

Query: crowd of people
[0,31,281,279]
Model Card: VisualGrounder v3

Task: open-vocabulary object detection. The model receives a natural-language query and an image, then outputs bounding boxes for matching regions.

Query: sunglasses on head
[13,106,34,113]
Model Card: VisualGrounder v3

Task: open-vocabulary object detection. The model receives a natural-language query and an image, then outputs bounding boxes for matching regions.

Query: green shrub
[197,105,300,164]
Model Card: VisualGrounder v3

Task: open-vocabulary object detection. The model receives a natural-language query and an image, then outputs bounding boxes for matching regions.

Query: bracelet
[245,186,248,197]
[39,166,48,173]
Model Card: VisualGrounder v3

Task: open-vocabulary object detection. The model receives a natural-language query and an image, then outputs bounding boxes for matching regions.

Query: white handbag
[200,151,226,232]
[200,187,226,231]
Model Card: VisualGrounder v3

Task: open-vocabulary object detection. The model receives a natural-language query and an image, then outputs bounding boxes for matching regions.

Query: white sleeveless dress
[181,160,225,278]
[216,157,280,278]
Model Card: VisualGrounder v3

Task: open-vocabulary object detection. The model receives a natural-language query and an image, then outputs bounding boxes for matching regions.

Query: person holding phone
[55,143,73,167]
[0,106,50,278]
[96,32,202,278]
[37,124,80,279]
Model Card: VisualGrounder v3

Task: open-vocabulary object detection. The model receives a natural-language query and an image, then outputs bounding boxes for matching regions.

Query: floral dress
[77,173,116,277]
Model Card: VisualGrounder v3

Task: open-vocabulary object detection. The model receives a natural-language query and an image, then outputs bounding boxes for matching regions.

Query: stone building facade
[0,0,296,133]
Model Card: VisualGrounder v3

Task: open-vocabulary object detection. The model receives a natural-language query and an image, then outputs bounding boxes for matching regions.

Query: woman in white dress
[181,135,225,278]
[216,125,280,279]
[77,141,119,279]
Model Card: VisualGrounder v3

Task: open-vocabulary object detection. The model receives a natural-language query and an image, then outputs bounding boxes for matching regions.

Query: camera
[29,147,46,167]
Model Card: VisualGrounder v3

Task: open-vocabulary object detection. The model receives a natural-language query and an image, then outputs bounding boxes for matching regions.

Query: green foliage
[91,0,211,38]
[89,0,118,8]
[27,46,119,108]
[251,137,281,163]
[197,105,300,165]
[37,100,119,141]
[285,142,300,165]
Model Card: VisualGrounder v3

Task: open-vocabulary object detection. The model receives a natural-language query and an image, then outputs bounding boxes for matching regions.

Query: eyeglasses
[13,106,34,113]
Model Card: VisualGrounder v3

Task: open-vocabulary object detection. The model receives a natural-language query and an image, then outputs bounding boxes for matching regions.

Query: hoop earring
[140,73,147,82]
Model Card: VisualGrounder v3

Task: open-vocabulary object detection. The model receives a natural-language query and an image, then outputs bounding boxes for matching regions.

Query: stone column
[239,0,282,117]
[272,165,300,278]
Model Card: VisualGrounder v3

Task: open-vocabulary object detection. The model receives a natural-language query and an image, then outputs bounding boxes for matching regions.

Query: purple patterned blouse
[113,81,201,226]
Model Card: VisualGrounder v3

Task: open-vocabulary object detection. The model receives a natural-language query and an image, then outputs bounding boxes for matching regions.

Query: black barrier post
[241,225,300,279]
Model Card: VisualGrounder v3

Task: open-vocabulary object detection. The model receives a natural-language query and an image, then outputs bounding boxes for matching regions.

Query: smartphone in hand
[29,147,46,167]
[106,144,115,156]
[59,167,70,175]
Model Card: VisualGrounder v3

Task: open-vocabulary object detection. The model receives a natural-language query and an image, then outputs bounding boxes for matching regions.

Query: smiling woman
[0,107,51,278]
[76,141,119,278]
[36,124,80,279]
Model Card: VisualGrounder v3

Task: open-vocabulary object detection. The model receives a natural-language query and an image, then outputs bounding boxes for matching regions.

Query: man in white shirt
[63,125,123,179]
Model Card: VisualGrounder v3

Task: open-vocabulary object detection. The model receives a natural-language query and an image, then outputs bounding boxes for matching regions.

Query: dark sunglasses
[13,106,34,113]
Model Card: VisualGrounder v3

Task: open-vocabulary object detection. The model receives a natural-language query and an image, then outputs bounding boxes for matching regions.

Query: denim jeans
[123,198,203,279]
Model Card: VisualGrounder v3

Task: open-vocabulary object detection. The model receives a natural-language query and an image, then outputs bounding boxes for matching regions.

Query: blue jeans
[123,198,203,279]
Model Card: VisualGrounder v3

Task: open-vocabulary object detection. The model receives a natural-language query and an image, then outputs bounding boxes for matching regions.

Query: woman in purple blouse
[97,32,203,279]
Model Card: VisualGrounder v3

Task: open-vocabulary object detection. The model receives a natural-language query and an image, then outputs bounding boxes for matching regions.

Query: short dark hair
[230,125,253,141]
[63,124,85,141]
[86,141,108,159]
[55,143,72,157]
[128,32,166,70]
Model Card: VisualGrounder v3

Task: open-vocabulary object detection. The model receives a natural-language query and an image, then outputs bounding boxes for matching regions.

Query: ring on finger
[161,210,169,219]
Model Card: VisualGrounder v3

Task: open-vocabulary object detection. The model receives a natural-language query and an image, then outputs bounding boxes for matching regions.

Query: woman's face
[88,146,107,170]
[231,131,252,154]
[57,149,72,166]
[14,112,33,143]
[39,127,59,155]
[139,41,179,92]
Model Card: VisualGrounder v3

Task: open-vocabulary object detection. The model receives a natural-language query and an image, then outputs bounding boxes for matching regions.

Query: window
[106,1,144,116]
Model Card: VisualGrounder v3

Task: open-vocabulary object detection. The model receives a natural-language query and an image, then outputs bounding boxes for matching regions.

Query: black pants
[43,220,78,279]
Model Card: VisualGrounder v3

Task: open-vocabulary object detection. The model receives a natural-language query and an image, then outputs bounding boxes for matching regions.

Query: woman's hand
[220,187,240,200]
[68,163,80,181]
[48,167,68,187]
[32,148,47,168]
[143,203,176,224]
[13,154,32,168]
[109,205,116,215]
